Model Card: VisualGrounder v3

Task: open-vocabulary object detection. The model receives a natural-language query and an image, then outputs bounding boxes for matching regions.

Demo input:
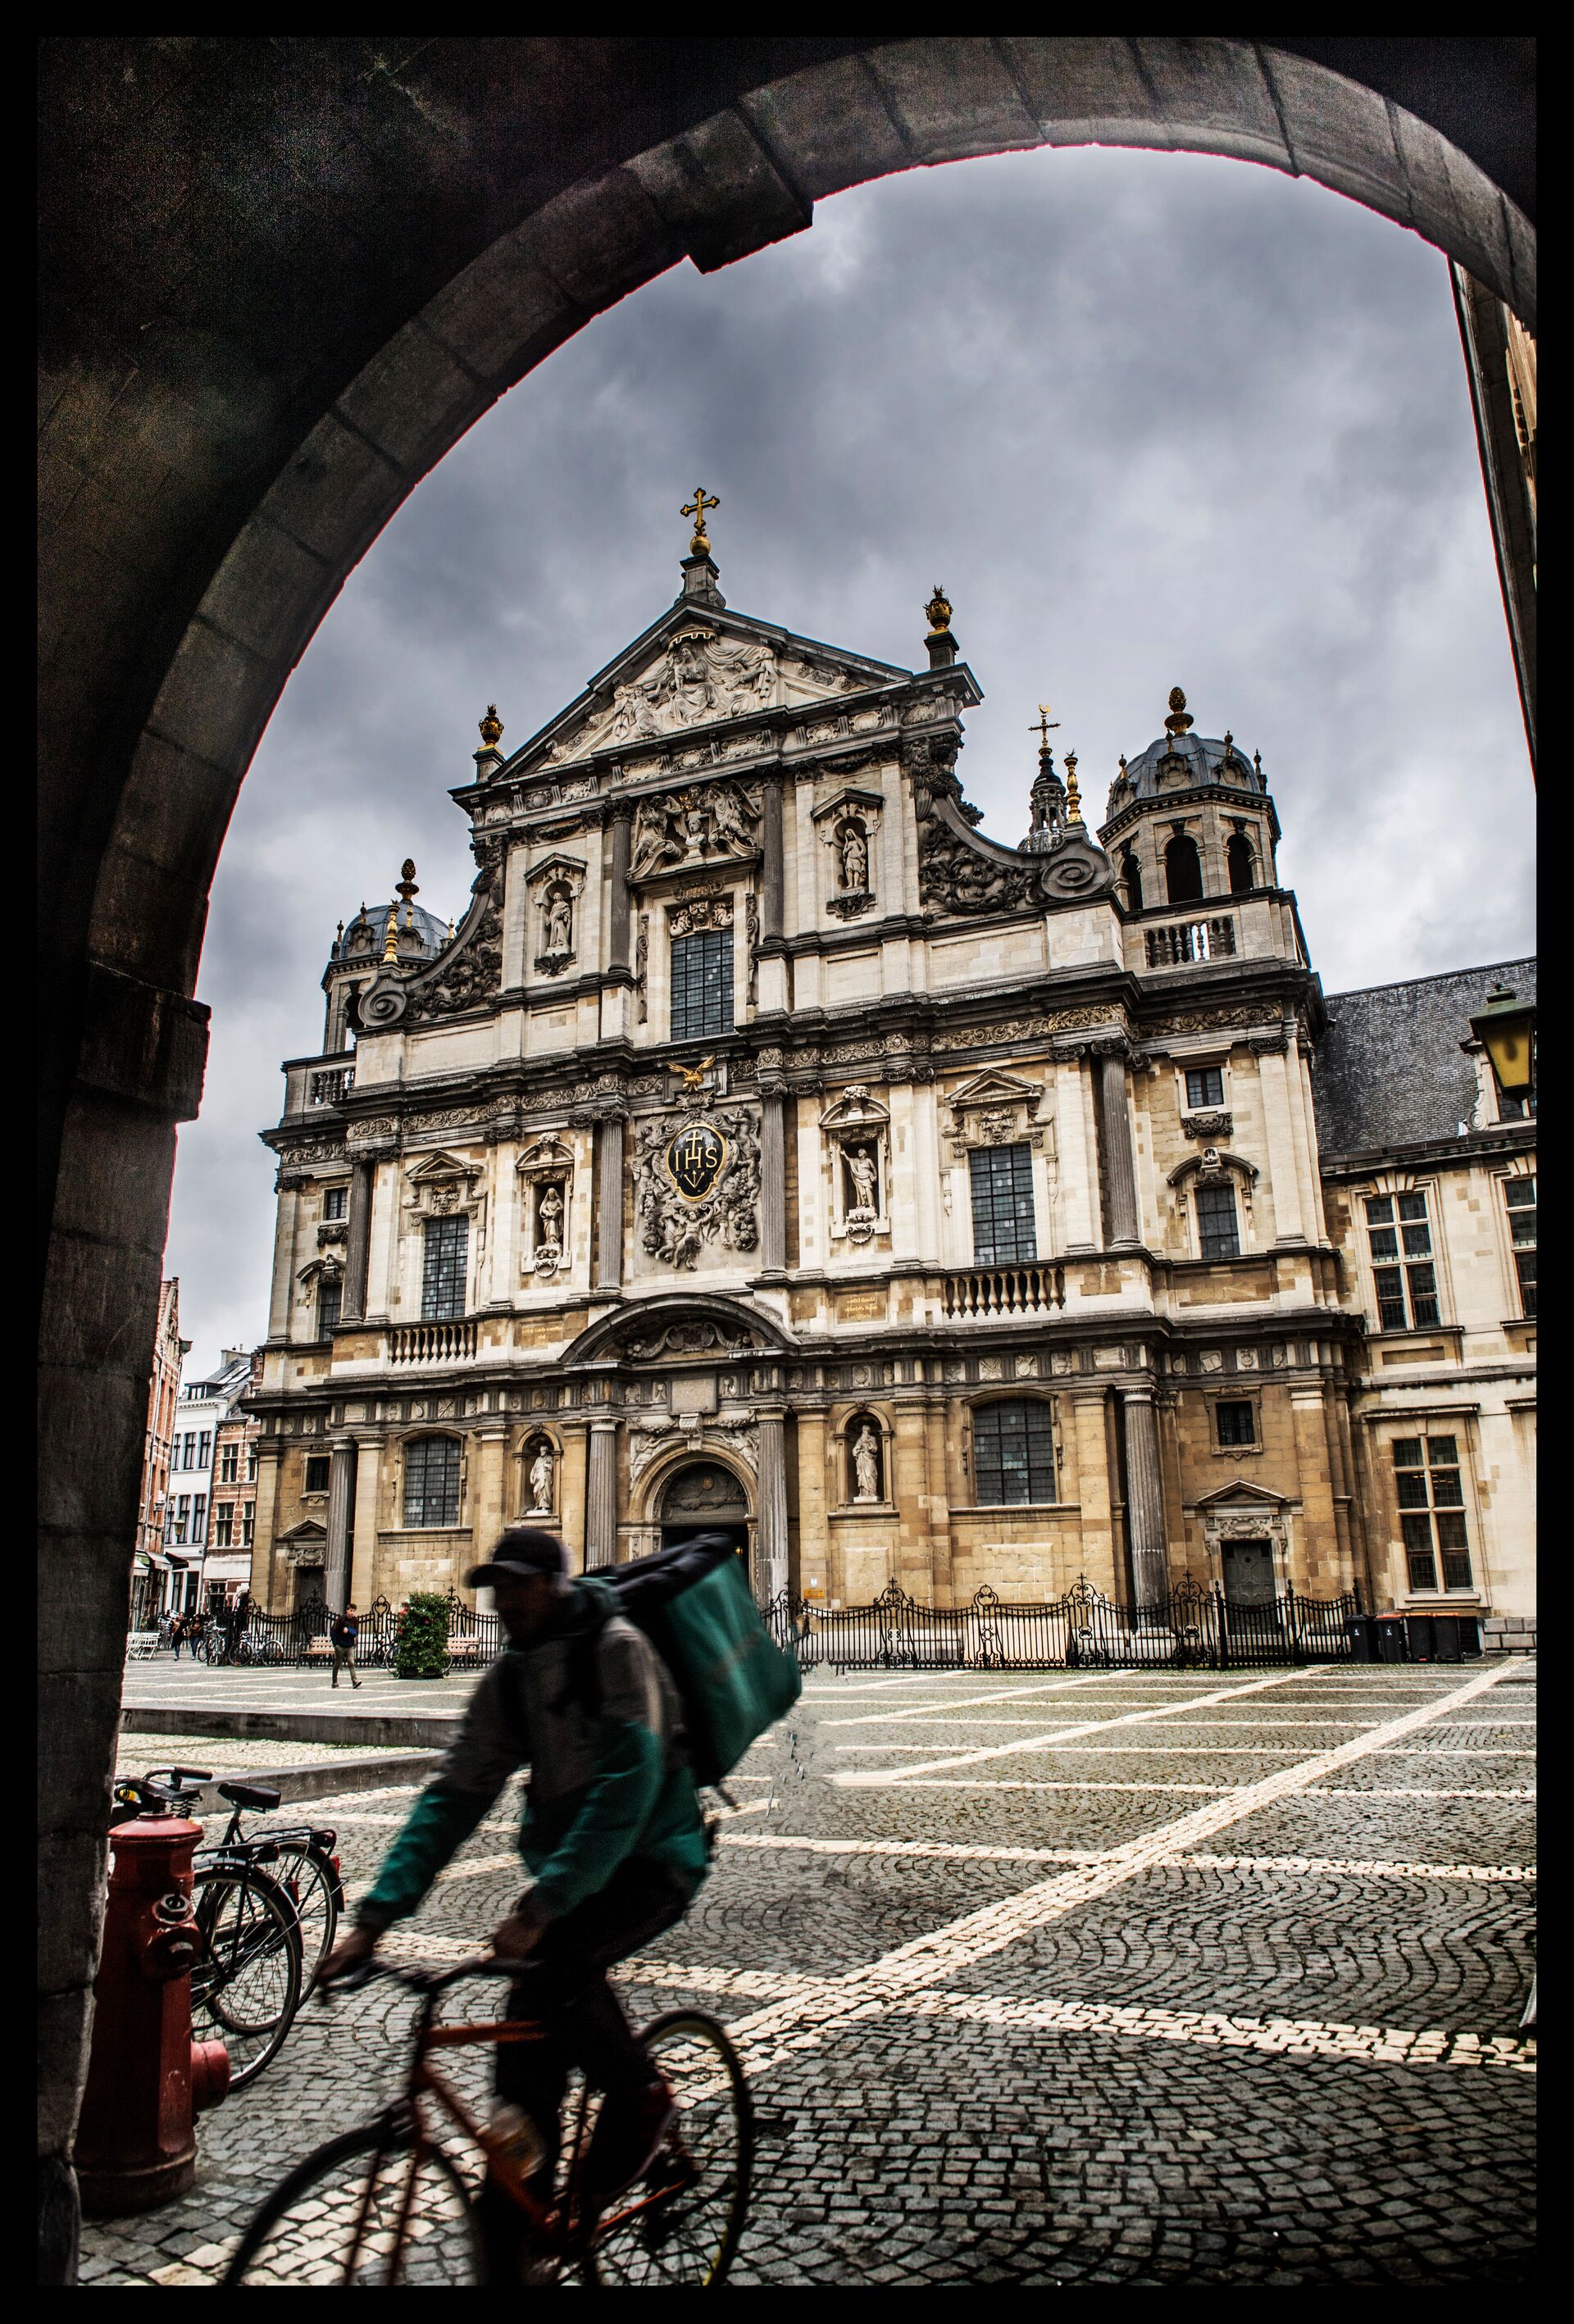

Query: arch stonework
[38,36,1534,2276]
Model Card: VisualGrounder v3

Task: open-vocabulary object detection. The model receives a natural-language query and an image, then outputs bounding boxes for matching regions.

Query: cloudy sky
[166,144,1535,1376]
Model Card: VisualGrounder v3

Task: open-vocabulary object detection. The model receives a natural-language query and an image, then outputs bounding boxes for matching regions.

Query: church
[249,504,1535,1642]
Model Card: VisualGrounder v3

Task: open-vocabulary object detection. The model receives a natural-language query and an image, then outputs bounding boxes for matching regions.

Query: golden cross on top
[1030,703,1060,748]
[682,486,719,553]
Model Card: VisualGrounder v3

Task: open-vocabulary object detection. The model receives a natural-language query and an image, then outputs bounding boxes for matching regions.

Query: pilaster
[342,1158,375,1321]
[1097,1048,1140,1248]
[1068,1389,1119,1598]
[597,1117,626,1289]
[348,1435,380,1607]
[757,1409,789,1602]
[1120,1387,1167,1603]
[586,1420,618,1567]
[324,1435,356,1611]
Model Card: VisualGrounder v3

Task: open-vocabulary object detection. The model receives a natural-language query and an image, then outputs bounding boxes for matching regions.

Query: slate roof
[1310,956,1536,1157]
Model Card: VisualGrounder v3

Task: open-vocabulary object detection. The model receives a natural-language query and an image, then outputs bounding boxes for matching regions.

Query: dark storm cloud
[165,147,1534,1370]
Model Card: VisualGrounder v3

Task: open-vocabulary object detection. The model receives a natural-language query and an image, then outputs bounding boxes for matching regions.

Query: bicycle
[223,1956,754,2286]
[112,1769,306,2088]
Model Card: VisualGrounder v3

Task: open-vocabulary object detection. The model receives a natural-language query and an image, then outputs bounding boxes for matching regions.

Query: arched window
[847,1413,885,1503]
[1164,833,1203,904]
[403,1435,461,1529]
[1119,847,1144,912]
[1226,833,1256,894]
[972,1401,1058,1506]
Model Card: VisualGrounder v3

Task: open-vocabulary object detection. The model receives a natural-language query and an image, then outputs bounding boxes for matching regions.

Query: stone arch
[1226,830,1257,894]
[37,37,1536,2270]
[562,1291,792,1367]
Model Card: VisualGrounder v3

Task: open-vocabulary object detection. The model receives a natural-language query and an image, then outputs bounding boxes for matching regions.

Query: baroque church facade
[248,520,1535,1634]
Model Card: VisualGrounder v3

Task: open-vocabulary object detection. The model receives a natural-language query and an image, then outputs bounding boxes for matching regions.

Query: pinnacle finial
[382,906,400,964]
[479,704,503,748]
[1164,686,1194,738]
[1063,750,1083,825]
[681,486,719,557]
[926,583,953,637]
[1030,703,1060,751]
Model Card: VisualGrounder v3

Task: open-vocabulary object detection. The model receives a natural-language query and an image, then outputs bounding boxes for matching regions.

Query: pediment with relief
[535,626,868,768]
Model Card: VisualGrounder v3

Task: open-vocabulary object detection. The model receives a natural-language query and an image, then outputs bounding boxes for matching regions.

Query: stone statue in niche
[852,1422,882,1503]
[531,1180,566,1279]
[526,1439,555,1514]
[840,821,869,892]
[845,1144,879,1216]
[543,887,572,956]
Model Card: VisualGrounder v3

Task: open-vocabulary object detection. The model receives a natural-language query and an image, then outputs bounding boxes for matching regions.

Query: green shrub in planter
[394,1590,450,1680]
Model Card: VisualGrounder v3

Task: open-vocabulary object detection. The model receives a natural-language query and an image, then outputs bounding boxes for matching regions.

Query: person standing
[330,1603,362,1690]
[170,1612,187,1661]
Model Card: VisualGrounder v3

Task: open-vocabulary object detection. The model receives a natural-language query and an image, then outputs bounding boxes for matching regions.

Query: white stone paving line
[860,1778,1534,1799]
[619,1958,1535,2074]
[822,1673,1122,1726]
[710,1659,1527,2087]
[714,1834,1535,1882]
[832,1740,1535,1757]
[832,1666,1335,1789]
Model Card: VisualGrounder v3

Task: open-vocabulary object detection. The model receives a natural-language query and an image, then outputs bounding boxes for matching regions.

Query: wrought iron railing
[141,1575,1365,1676]
[762,1576,1363,1672]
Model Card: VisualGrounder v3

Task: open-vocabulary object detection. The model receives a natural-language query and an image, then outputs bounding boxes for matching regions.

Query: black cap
[466,1526,568,1589]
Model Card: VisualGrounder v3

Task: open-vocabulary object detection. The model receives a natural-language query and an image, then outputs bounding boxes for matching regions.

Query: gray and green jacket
[356,1578,710,1935]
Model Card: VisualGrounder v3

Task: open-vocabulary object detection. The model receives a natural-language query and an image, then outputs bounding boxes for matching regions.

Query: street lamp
[1468,986,1537,1100]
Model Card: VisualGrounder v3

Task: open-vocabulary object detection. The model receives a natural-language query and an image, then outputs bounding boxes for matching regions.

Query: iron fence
[762,1576,1364,1672]
[145,1574,1362,1675]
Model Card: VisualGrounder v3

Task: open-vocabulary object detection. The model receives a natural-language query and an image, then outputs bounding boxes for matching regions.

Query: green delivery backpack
[588,1532,802,1786]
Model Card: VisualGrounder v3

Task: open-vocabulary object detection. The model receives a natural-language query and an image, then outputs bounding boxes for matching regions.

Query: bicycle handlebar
[320,1953,524,2002]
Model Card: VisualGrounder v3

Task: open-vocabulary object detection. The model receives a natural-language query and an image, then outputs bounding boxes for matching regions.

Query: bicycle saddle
[219,1781,282,1812]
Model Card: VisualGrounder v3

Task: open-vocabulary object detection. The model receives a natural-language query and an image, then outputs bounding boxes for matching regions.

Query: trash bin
[1405,1613,1438,1662]
[1376,1615,1409,1664]
[1345,1614,1380,1663]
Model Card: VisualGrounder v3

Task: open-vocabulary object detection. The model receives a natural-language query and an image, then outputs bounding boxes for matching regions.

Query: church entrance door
[658,1462,750,1562]
[1221,1538,1275,1607]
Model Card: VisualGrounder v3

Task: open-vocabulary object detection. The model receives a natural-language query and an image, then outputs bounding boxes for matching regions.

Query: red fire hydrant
[75,1812,230,2216]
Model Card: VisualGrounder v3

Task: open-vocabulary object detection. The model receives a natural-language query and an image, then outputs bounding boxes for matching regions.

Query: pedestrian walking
[330,1603,362,1690]
[171,1612,187,1661]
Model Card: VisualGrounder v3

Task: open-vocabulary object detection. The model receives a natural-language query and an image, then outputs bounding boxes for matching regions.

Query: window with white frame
[421,1215,469,1321]
[219,1442,239,1484]
[170,1494,190,1544]
[198,1432,212,1467]
[1393,1435,1472,1590]
[191,1494,207,1544]
[968,1144,1037,1265]
[403,1436,461,1529]
[245,1439,258,1482]
[214,1504,234,1548]
[1503,1177,1535,1317]
[1365,1192,1440,1330]
[240,1503,255,1549]
[972,1401,1058,1505]
[1195,1180,1240,1259]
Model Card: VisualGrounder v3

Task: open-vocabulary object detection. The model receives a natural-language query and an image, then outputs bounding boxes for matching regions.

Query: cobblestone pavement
[81,1659,1536,2286]
[122,1658,475,1720]
[115,1733,437,1779]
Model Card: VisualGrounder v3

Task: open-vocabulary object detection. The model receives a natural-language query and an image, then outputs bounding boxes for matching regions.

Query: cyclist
[320,1528,712,2276]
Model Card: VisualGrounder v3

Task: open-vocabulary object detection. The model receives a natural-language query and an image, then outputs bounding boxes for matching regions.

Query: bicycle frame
[353,1976,682,2285]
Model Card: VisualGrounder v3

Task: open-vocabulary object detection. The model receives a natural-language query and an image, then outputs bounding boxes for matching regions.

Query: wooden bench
[305,1636,335,1662]
[446,1636,486,1667]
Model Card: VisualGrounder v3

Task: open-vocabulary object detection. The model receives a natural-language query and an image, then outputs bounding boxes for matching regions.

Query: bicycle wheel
[224,2122,484,2285]
[191,1866,303,2090]
[276,1841,339,1994]
[586,2011,754,2288]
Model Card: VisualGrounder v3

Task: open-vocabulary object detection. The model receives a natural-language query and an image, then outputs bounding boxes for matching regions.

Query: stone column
[607,808,631,970]
[470,1426,508,1579]
[324,1435,357,1612]
[760,1092,786,1271]
[597,1117,625,1289]
[342,1158,375,1321]
[1120,1388,1167,1608]
[761,779,784,937]
[251,1437,284,1611]
[757,1410,789,1603]
[585,1420,619,1568]
[1067,1389,1119,1599]
[348,1435,381,1608]
[1097,1048,1140,1248]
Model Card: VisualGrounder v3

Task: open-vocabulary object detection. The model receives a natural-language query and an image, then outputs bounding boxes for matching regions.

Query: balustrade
[942,1264,1062,1320]
[309,1066,354,1106]
[1144,915,1237,968]
[388,1317,478,1365]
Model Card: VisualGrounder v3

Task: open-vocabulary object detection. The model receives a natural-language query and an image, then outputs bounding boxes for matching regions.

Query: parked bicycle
[111,1768,314,2086]
[224,1956,754,2287]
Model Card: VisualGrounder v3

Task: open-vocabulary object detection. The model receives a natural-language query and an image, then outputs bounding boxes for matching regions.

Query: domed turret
[320,864,448,1051]
[1100,688,1280,917]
